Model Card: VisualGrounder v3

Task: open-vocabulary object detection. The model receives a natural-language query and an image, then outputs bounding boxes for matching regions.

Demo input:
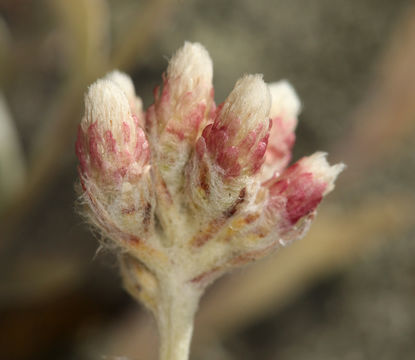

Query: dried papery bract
[75,42,344,360]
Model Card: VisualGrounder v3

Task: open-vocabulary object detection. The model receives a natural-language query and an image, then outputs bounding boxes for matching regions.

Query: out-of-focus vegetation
[0,1,414,359]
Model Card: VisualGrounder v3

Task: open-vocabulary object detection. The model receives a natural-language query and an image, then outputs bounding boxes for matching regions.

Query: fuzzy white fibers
[268,80,301,121]
[167,42,213,101]
[105,70,143,119]
[83,79,132,141]
[301,152,345,194]
[219,74,271,142]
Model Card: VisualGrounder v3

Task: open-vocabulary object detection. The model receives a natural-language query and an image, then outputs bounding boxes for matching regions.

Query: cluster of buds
[76,42,344,360]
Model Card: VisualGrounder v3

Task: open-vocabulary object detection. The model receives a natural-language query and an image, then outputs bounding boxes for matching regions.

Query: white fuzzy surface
[105,70,135,100]
[268,80,301,120]
[260,80,302,180]
[149,42,215,202]
[167,42,213,101]
[185,74,272,222]
[83,79,132,140]
[300,152,345,194]
[219,74,271,141]
[105,70,144,120]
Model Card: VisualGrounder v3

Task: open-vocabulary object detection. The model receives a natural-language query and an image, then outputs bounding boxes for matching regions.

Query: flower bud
[167,42,213,106]
[201,74,271,178]
[186,75,271,220]
[267,152,344,226]
[148,42,214,140]
[269,80,301,120]
[76,79,154,242]
[262,81,301,180]
[146,42,214,196]
[105,70,144,125]
[76,79,149,183]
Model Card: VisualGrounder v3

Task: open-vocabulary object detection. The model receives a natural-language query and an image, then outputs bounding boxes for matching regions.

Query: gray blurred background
[0,0,414,359]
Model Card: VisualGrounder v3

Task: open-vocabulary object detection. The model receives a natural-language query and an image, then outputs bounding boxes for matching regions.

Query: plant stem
[157,278,201,360]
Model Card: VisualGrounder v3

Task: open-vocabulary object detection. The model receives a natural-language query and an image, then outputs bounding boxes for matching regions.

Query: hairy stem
[157,279,201,360]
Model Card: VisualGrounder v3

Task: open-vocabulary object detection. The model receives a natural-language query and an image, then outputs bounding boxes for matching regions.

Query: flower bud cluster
[76,42,344,360]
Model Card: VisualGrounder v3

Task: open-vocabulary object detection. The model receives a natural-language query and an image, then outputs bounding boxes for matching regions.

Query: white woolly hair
[301,152,345,194]
[105,70,144,119]
[105,70,136,101]
[83,79,133,141]
[268,80,301,120]
[167,42,213,97]
[219,74,271,140]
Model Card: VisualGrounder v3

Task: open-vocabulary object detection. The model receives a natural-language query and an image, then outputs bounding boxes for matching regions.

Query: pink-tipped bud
[76,79,149,185]
[167,42,213,104]
[146,42,215,195]
[149,42,214,139]
[199,74,271,178]
[262,81,301,179]
[105,70,144,124]
[267,152,344,225]
[269,80,301,121]
[76,78,154,241]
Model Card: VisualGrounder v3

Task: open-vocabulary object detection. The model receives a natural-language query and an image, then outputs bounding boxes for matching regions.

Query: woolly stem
[156,279,201,360]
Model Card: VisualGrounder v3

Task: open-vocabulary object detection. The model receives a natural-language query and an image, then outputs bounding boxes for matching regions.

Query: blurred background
[0,0,414,359]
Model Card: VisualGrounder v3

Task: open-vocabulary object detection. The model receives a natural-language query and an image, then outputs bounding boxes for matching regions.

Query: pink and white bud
[269,80,301,121]
[76,79,154,241]
[266,152,344,227]
[76,79,149,184]
[167,42,213,107]
[186,75,271,219]
[198,74,271,178]
[147,42,214,139]
[146,42,214,196]
[262,81,301,180]
[105,70,144,125]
